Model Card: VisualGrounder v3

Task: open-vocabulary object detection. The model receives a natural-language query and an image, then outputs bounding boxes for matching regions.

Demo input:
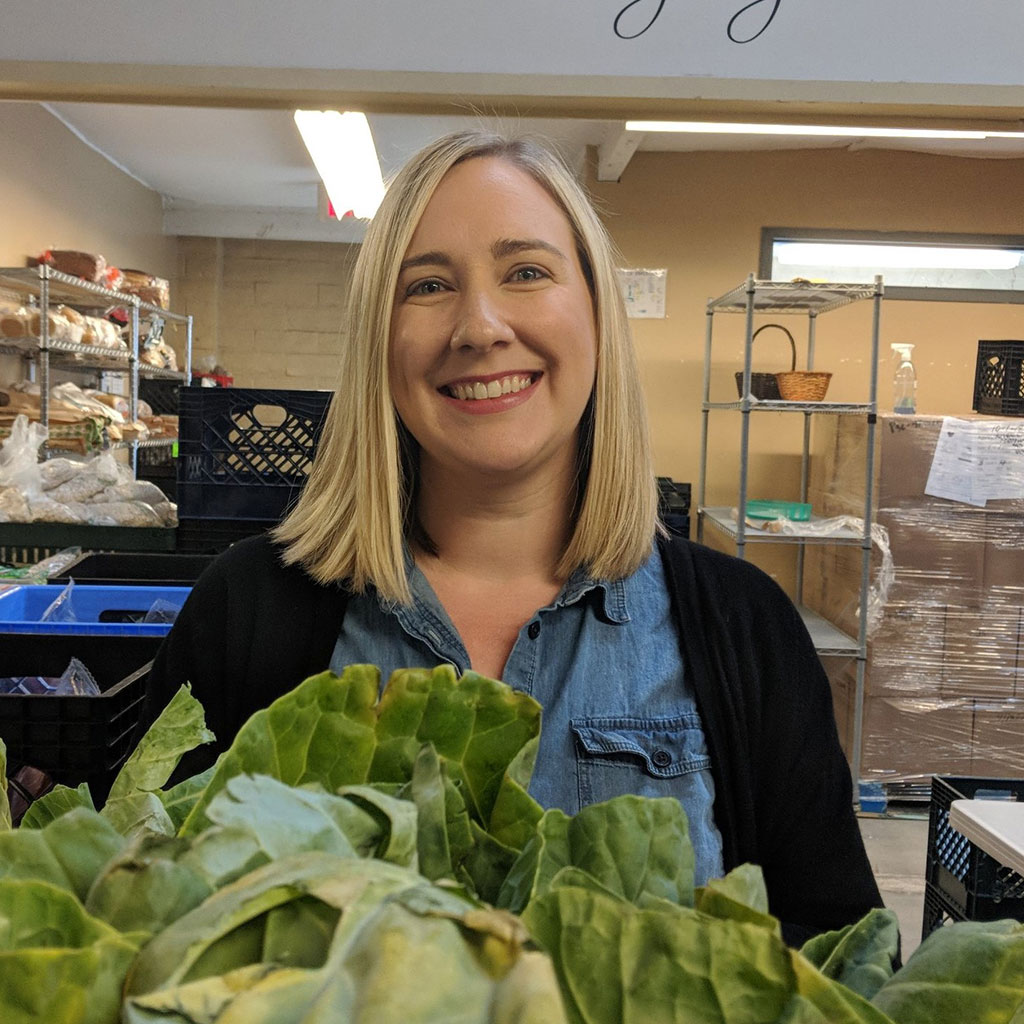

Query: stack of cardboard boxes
[806,413,1024,784]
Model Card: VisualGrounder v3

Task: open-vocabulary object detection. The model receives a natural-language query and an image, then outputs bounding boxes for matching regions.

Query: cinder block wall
[175,236,357,390]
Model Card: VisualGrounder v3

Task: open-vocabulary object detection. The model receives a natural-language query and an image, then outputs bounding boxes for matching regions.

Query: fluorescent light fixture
[294,110,385,219]
[776,241,1022,271]
[625,120,1024,141]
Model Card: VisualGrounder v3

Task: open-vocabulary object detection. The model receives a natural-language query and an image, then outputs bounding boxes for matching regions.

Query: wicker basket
[775,371,833,402]
[735,323,796,400]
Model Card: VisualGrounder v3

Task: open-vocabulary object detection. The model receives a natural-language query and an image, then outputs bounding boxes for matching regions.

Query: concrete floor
[858,812,931,959]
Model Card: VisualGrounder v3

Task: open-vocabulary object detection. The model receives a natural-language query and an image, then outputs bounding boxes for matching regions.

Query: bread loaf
[39,250,107,283]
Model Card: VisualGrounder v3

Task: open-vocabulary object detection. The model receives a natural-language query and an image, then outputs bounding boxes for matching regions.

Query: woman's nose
[449,286,512,351]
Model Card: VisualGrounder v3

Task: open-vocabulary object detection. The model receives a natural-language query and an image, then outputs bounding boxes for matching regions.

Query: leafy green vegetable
[123,852,566,1024]
[100,684,214,839]
[499,795,694,913]
[871,918,1024,1023]
[0,878,141,1024]
[0,807,126,901]
[800,908,898,1000]
[7,664,1024,1024]
[110,684,214,803]
[20,783,94,829]
[0,739,11,831]
[178,665,543,868]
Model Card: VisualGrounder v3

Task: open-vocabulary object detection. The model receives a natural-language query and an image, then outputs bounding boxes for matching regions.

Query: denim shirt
[330,548,725,885]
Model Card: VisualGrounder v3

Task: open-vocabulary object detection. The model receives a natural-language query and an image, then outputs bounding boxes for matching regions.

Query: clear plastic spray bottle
[891,343,917,415]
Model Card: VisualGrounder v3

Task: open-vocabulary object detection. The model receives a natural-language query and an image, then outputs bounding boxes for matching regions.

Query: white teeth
[449,374,533,400]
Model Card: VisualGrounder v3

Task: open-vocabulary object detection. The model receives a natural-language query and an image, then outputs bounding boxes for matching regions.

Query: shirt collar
[553,565,630,625]
[393,544,630,626]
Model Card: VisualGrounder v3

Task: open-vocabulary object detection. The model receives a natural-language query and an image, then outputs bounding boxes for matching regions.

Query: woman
[144,130,882,943]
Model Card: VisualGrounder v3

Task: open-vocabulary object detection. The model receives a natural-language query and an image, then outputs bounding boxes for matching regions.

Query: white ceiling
[41,103,1024,245]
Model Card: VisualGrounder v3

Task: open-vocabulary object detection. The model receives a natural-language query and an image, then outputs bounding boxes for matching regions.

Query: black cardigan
[142,532,883,943]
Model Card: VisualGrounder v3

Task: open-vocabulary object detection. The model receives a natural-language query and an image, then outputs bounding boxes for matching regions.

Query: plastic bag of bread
[27,309,76,343]
[0,487,31,523]
[36,249,107,283]
[85,500,163,527]
[120,268,170,309]
[52,306,86,345]
[38,458,79,490]
[0,307,29,340]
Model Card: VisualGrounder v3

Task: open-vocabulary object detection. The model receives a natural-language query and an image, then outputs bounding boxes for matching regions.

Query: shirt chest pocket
[571,713,712,810]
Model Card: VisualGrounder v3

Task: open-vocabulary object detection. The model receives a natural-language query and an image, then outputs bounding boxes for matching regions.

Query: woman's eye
[510,266,548,283]
[406,279,446,296]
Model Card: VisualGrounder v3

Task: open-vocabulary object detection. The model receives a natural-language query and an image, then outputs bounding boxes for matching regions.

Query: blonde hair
[274,130,658,602]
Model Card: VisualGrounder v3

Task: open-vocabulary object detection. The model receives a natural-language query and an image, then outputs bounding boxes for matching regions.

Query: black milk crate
[973,340,1024,416]
[52,551,214,587]
[139,377,183,416]
[176,516,276,555]
[0,633,161,799]
[922,880,966,938]
[177,386,332,521]
[923,775,1024,939]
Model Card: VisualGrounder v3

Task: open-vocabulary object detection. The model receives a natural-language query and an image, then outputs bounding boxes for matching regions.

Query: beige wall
[588,147,1024,580]
[0,101,177,382]
[0,103,175,278]
[175,237,357,391]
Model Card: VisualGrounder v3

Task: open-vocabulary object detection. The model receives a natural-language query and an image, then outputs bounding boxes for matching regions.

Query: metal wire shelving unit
[0,264,193,469]
[697,273,884,789]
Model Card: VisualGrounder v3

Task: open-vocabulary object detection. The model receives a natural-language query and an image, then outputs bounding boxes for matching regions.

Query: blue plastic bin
[0,584,191,636]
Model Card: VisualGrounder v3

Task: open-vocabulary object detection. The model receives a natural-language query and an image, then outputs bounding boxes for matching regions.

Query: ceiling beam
[163,204,367,244]
[596,125,644,182]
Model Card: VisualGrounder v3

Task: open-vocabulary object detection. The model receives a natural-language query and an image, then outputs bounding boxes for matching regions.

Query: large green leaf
[0,806,126,901]
[695,864,779,933]
[20,783,94,829]
[100,684,214,838]
[871,919,1024,1023]
[107,684,215,802]
[84,831,214,935]
[499,795,694,914]
[178,665,542,858]
[0,878,141,1024]
[800,908,898,1001]
[523,882,893,1024]
[0,738,11,831]
[124,852,566,1024]
[204,774,384,860]
[178,667,382,835]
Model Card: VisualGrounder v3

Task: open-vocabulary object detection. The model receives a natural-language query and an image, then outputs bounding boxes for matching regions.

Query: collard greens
[2,663,1024,1023]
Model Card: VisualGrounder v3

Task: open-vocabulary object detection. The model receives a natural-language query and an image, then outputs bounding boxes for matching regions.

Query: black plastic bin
[922,775,1024,940]
[52,551,214,587]
[0,633,161,800]
[973,340,1024,416]
[176,386,332,521]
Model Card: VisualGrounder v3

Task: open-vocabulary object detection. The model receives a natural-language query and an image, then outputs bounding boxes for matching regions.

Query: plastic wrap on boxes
[809,414,1024,784]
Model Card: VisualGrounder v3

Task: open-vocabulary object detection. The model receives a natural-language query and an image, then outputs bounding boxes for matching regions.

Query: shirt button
[652,749,673,768]
[527,621,541,640]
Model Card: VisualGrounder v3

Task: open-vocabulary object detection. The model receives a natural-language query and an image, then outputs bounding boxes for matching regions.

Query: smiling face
[388,155,598,491]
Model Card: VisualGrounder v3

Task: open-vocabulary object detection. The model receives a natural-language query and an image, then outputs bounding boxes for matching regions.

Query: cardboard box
[828,663,974,781]
[867,602,946,697]
[985,512,1024,602]
[861,694,975,781]
[942,605,1021,699]
[880,509,986,606]
[970,701,1024,778]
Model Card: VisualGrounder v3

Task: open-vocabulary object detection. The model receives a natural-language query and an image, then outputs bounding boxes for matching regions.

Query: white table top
[949,799,1024,876]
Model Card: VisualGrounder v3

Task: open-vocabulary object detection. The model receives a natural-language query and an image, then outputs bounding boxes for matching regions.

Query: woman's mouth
[440,372,539,401]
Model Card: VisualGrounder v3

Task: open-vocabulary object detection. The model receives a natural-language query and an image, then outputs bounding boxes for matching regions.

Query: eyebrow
[491,237,568,262]
[398,237,568,275]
